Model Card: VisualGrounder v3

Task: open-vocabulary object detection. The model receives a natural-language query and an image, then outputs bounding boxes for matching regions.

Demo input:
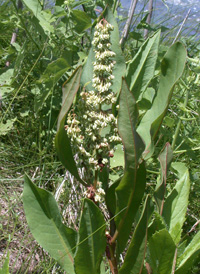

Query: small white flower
[102,158,108,164]
[97,187,105,195]
[95,194,101,202]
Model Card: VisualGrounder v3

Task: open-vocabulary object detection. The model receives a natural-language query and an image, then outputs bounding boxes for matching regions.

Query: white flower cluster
[65,19,121,175]
[91,20,117,103]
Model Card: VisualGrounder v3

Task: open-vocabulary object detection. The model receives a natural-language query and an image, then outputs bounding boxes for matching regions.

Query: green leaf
[126,30,160,101]
[171,162,188,178]
[119,195,154,274]
[137,42,187,158]
[175,231,200,274]
[115,163,146,254]
[148,229,176,274]
[138,87,155,110]
[57,66,82,130]
[0,252,9,274]
[154,143,173,214]
[0,69,14,97]
[35,56,71,112]
[13,42,27,77]
[162,165,190,244]
[22,0,55,33]
[0,118,16,136]
[55,66,87,187]
[81,44,94,90]
[110,144,124,169]
[71,10,91,33]
[105,178,120,216]
[114,79,146,253]
[148,212,166,240]
[74,199,106,274]
[23,175,77,274]
[118,79,145,171]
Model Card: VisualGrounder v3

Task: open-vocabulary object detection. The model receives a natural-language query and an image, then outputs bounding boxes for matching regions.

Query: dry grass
[0,179,54,274]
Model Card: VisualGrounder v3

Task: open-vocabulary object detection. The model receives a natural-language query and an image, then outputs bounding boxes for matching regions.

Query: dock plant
[23,6,200,274]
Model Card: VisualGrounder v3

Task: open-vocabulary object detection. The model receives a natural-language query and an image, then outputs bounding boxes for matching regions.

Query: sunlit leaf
[126,30,160,101]
[0,118,16,136]
[175,231,200,274]
[162,164,190,244]
[23,175,77,273]
[148,229,176,274]
[137,42,187,158]
[22,0,55,33]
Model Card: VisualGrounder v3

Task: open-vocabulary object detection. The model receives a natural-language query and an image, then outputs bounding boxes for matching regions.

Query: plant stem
[93,169,98,190]
[172,9,191,45]
[108,244,118,274]
[171,247,178,274]
[120,0,138,48]
[144,0,154,39]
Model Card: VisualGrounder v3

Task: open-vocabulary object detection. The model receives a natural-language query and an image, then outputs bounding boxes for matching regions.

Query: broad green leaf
[118,79,144,171]
[81,7,126,97]
[22,0,55,33]
[23,175,77,274]
[115,163,146,254]
[74,199,106,274]
[177,240,188,258]
[162,165,190,244]
[138,87,155,111]
[114,79,145,253]
[154,143,173,214]
[35,56,71,112]
[71,10,91,33]
[171,162,188,178]
[110,144,124,168]
[55,66,87,187]
[126,30,160,101]
[148,212,166,240]
[119,195,154,274]
[148,229,176,274]
[0,252,9,274]
[175,231,200,274]
[137,42,187,158]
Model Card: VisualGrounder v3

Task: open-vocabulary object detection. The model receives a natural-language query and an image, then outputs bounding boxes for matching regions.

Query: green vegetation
[0,0,199,273]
